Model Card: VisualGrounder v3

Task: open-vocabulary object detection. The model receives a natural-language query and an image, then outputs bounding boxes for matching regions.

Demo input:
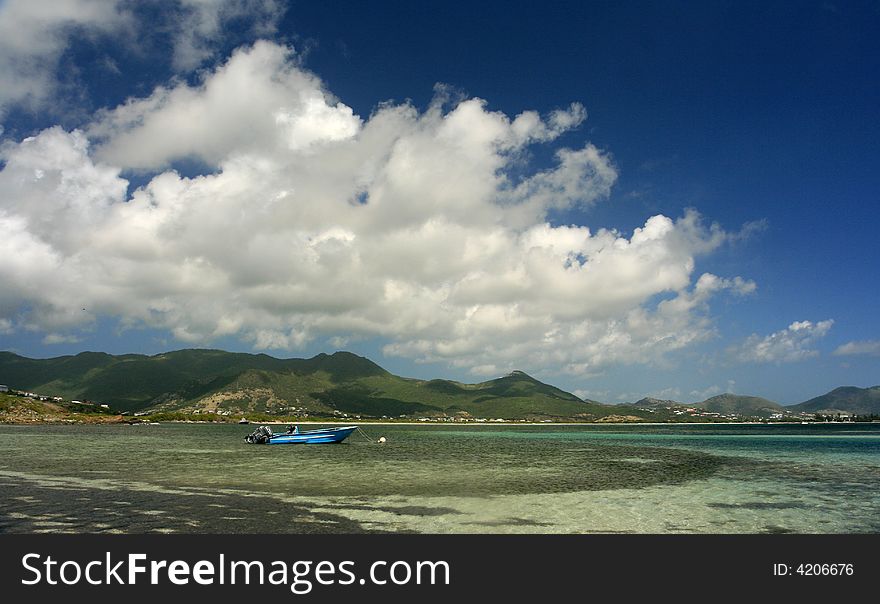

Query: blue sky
[0,1,877,404]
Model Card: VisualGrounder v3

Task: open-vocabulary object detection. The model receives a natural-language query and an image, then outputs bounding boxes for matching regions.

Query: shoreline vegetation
[2,349,879,426]
[3,349,879,426]
[3,392,876,426]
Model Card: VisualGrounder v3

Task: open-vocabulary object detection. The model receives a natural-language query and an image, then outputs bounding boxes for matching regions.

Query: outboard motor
[245,425,273,444]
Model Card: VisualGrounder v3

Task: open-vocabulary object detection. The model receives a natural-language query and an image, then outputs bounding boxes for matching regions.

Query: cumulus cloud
[169,0,284,71]
[42,333,83,345]
[88,41,360,170]
[833,340,880,357]
[688,384,723,401]
[0,0,283,117]
[0,40,756,376]
[0,0,125,114]
[648,387,682,400]
[729,320,834,364]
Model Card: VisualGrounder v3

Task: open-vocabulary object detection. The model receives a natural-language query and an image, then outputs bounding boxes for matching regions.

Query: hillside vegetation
[3,349,877,421]
[791,386,880,415]
[0,350,609,420]
[0,392,121,424]
[696,394,784,418]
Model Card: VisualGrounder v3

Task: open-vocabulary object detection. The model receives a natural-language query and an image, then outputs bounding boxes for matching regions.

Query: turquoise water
[0,423,878,533]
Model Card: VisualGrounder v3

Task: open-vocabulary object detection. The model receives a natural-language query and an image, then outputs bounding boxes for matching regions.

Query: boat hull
[266,426,357,444]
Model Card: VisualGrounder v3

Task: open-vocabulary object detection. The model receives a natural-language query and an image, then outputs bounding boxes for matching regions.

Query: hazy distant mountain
[790,386,880,415]
[4,349,874,421]
[626,394,785,418]
[694,394,784,417]
[0,349,607,420]
[628,397,686,409]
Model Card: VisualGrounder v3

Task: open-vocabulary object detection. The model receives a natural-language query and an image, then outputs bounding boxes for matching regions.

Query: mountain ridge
[0,349,606,420]
[790,385,880,415]
[1,349,878,419]
[696,394,784,418]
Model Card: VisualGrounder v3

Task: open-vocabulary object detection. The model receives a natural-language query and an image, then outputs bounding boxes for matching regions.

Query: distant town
[2,383,875,425]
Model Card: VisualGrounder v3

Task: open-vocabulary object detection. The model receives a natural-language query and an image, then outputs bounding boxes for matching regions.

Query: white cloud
[729,320,834,364]
[170,0,284,71]
[42,333,82,345]
[470,364,501,377]
[648,387,682,400]
[0,0,126,114]
[0,40,756,377]
[572,389,608,402]
[0,0,283,117]
[833,340,880,357]
[688,384,722,401]
[88,41,361,170]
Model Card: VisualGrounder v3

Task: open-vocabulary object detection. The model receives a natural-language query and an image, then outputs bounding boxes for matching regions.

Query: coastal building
[0,385,8,393]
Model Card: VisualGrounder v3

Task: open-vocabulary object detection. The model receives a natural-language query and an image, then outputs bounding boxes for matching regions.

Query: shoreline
[1,419,854,427]
[237,420,874,427]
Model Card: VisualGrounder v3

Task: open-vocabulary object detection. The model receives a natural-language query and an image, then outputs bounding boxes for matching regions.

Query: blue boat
[244,425,357,445]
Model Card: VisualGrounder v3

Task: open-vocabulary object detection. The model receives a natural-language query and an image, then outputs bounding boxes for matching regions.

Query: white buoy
[378,436,387,443]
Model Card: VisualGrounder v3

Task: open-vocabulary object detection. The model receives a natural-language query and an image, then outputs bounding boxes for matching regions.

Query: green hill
[627,397,685,409]
[0,392,120,424]
[695,394,783,417]
[790,386,880,415]
[0,349,609,420]
[0,349,292,411]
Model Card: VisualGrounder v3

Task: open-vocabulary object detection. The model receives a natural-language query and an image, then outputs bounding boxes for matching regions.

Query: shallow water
[1,423,878,533]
